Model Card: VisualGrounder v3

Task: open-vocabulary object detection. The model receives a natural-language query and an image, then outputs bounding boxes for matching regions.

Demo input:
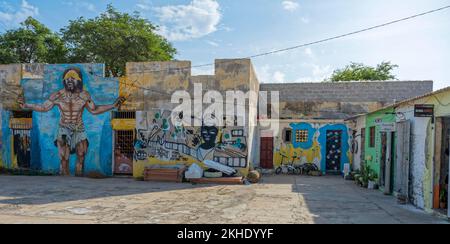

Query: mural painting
[273,122,351,173]
[134,110,248,177]
[0,64,125,176]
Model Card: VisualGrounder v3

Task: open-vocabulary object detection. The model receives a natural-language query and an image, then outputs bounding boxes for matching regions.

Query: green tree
[0,17,67,64]
[61,5,176,77]
[327,62,399,82]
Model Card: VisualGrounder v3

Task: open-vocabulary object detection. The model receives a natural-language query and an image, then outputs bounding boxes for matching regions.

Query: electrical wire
[115,5,450,95]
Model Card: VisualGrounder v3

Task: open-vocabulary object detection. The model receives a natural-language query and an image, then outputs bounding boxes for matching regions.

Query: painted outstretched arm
[86,96,126,115]
[18,97,55,112]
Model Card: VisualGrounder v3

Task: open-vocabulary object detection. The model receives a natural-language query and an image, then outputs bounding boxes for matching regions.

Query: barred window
[296,130,308,143]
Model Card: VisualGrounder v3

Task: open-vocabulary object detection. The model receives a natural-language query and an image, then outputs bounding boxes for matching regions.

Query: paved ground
[0,174,447,224]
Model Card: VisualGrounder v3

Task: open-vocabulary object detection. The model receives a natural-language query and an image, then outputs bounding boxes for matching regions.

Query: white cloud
[206,40,219,47]
[282,1,299,12]
[304,47,314,59]
[301,17,310,24]
[273,71,286,83]
[0,0,38,28]
[153,0,222,41]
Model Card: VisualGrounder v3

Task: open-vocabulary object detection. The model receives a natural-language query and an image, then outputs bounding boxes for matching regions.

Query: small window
[284,129,292,142]
[296,130,308,143]
[267,104,272,119]
[369,126,376,148]
[11,111,32,118]
[112,111,136,119]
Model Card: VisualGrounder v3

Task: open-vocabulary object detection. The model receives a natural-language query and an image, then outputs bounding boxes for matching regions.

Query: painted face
[64,77,79,93]
[201,126,218,145]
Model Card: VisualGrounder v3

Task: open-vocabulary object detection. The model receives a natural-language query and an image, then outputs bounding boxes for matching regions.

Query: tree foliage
[61,5,176,77]
[327,62,399,82]
[0,5,176,77]
[0,17,67,64]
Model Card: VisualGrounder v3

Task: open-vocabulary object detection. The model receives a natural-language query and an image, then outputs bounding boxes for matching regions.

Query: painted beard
[64,79,80,93]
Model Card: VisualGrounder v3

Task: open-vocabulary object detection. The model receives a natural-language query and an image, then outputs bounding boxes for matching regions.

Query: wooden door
[395,121,411,201]
[260,137,274,169]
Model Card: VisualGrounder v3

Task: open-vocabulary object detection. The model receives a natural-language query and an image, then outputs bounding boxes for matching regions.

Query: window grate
[115,130,135,159]
[11,111,32,118]
[112,111,136,119]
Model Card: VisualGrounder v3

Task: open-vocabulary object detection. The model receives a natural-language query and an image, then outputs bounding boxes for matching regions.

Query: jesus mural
[18,68,125,176]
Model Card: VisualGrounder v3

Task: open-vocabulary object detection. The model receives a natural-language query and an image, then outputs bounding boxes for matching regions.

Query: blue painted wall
[2,64,119,176]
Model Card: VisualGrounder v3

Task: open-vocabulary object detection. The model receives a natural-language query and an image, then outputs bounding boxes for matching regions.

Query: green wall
[364,108,396,180]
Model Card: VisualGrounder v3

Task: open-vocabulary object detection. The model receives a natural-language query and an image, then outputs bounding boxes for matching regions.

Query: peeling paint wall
[272,120,351,173]
[394,88,450,211]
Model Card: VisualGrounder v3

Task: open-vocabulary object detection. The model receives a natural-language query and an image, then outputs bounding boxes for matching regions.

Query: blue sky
[1,0,449,90]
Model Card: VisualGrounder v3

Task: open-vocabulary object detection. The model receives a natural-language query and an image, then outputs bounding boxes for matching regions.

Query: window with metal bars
[112,111,136,119]
[114,130,135,159]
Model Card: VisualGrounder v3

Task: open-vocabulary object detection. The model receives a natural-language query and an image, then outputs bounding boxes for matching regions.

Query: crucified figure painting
[18,68,125,176]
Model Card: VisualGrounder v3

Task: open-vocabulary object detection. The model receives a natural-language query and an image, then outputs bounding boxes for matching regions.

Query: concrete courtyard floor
[0,174,448,224]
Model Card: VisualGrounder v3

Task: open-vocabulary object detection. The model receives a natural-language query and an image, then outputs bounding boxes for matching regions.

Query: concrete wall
[129,59,259,178]
[0,64,119,176]
[260,81,433,120]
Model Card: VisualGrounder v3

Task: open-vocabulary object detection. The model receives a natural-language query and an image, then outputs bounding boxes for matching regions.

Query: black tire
[275,167,283,175]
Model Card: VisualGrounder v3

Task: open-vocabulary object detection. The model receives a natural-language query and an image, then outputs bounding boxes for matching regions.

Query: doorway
[326,130,342,173]
[433,117,449,216]
[113,130,134,175]
[380,132,395,194]
[260,137,274,169]
[12,129,31,169]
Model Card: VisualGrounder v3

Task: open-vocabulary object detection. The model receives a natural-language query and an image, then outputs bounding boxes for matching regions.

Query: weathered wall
[260,81,433,120]
[129,59,258,178]
[272,120,351,173]
[0,64,119,176]
[351,116,366,171]
[394,88,450,211]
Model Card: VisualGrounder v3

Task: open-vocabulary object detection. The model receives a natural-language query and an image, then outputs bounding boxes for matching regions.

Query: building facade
[0,61,435,181]
[348,87,450,217]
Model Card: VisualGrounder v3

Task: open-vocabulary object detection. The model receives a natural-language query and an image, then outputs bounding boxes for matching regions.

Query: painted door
[12,129,31,169]
[326,130,342,172]
[360,128,366,167]
[380,133,387,187]
[114,130,134,175]
[395,121,410,201]
[260,137,274,169]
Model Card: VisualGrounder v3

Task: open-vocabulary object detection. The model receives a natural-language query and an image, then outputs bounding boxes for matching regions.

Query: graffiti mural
[11,65,124,176]
[134,110,248,176]
[273,122,351,173]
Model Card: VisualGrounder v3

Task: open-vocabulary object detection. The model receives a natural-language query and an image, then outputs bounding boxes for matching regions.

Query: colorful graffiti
[273,122,351,173]
[134,110,248,176]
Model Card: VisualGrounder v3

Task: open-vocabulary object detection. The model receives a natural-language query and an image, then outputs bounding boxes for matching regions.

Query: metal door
[260,137,274,169]
[114,130,134,175]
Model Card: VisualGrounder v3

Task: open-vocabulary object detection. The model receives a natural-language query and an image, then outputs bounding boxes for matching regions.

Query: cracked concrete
[0,175,447,224]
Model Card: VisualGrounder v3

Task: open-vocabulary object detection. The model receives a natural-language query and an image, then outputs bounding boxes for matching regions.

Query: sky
[0,0,449,90]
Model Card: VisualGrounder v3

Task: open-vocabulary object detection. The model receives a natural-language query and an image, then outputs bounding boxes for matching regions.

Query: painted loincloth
[54,123,89,154]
